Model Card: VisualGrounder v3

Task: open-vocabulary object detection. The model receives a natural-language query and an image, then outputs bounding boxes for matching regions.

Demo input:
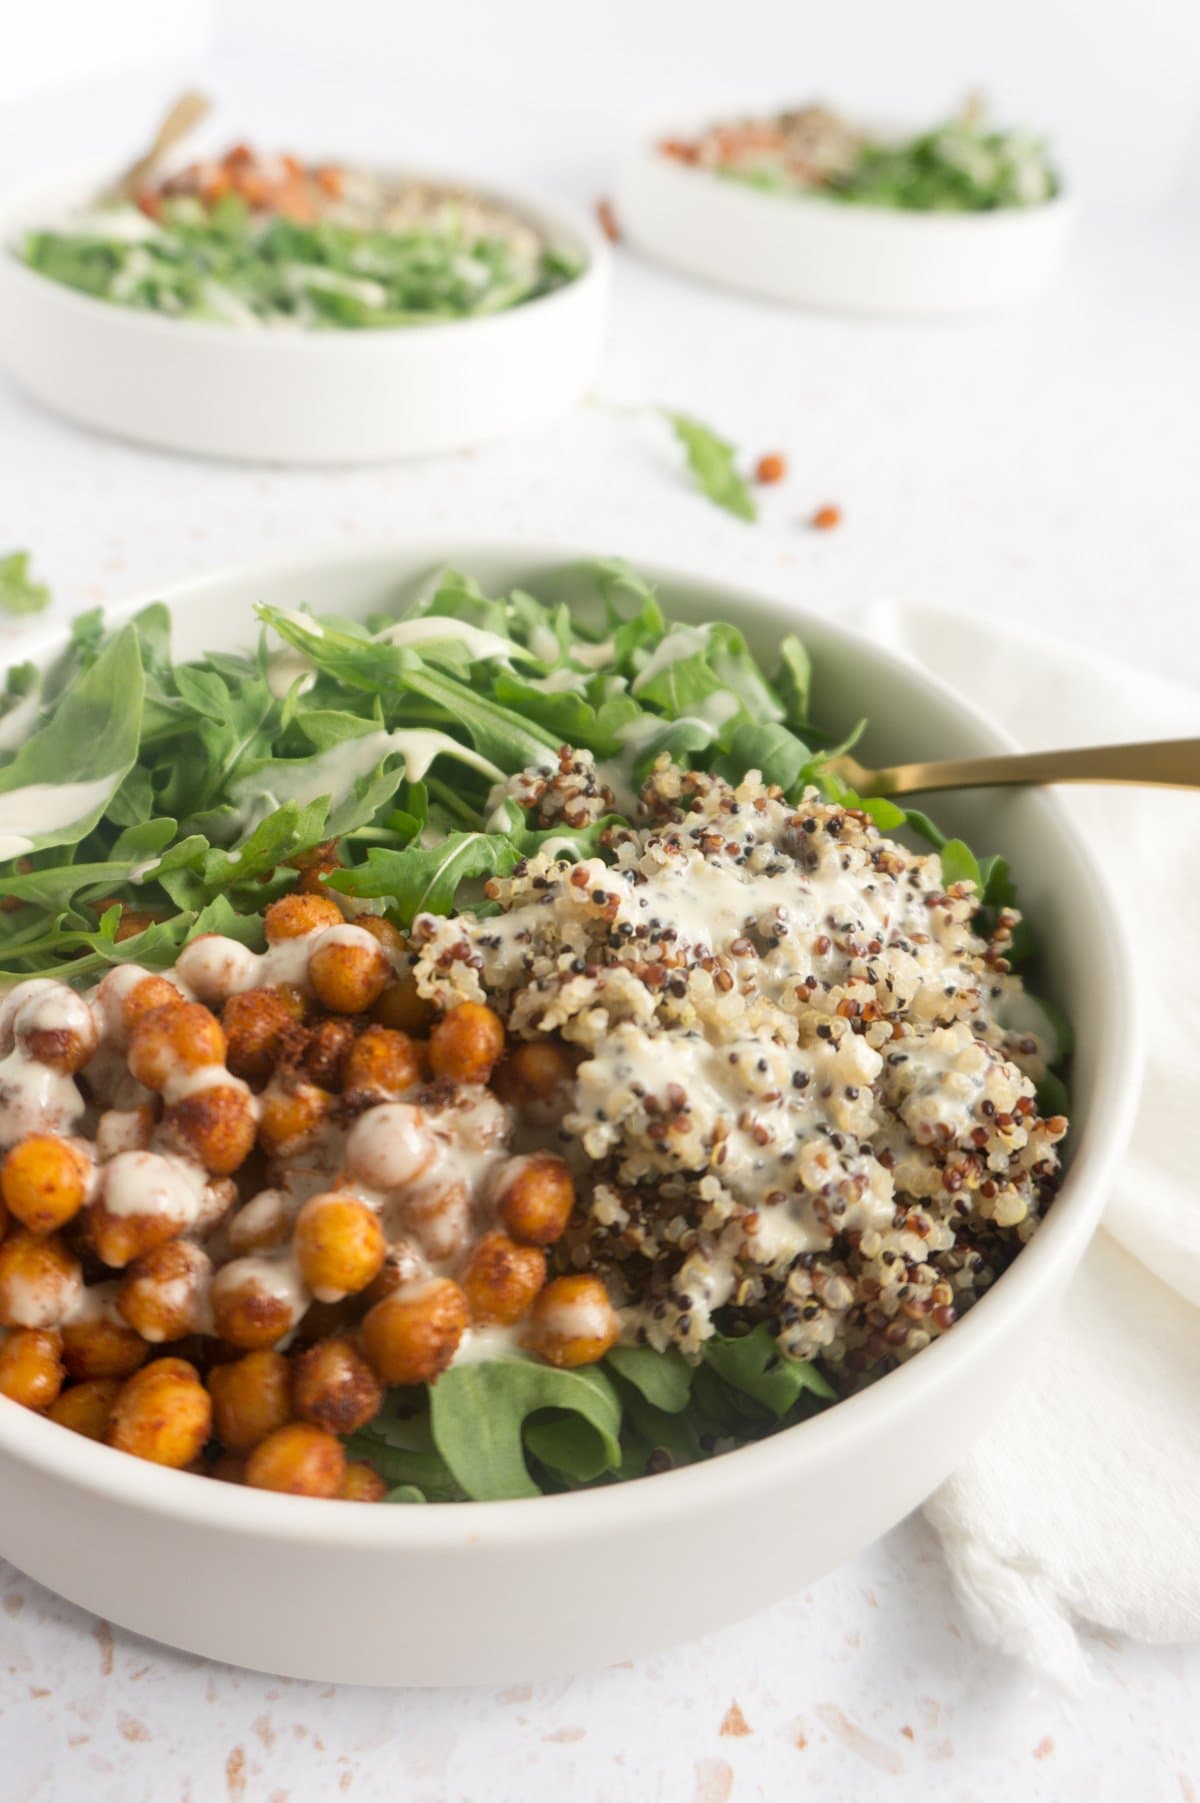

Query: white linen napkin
[860,602,1200,1691]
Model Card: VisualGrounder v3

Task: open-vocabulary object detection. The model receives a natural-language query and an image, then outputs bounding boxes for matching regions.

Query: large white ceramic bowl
[0,542,1138,1685]
[0,169,608,463]
[616,113,1070,316]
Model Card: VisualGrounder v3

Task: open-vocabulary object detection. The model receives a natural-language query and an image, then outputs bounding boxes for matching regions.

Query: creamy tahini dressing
[0,772,125,861]
[229,728,503,835]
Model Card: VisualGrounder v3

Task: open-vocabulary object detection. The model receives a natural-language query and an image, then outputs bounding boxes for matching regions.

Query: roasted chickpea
[308,928,390,1015]
[293,1193,386,1302]
[0,1192,7,1243]
[227,1188,293,1256]
[289,840,340,892]
[0,1230,83,1328]
[127,1001,226,1093]
[245,1421,346,1497]
[355,916,405,958]
[1,1135,91,1235]
[291,1335,382,1435]
[163,1084,257,1175]
[86,1151,197,1269]
[264,893,344,943]
[222,987,304,1085]
[257,1077,333,1158]
[107,1357,212,1468]
[371,971,434,1036]
[208,1349,292,1453]
[523,1274,619,1368]
[116,972,185,1042]
[360,1239,425,1308]
[61,1308,148,1381]
[302,1016,356,1090]
[48,1376,120,1440]
[344,1101,435,1191]
[493,1153,575,1247]
[493,1041,578,1121]
[210,1258,304,1351]
[428,1001,505,1085]
[461,1232,546,1326]
[15,984,98,1075]
[339,1460,387,1502]
[361,1278,468,1386]
[174,933,260,1004]
[0,1328,64,1409]
[400,1179,473,1263]
[343,1025,421,1099]
[117,1239,212,1343]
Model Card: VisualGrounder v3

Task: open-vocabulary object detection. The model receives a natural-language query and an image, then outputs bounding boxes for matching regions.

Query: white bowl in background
[0,541,1137,1685]
[0,170,608,463]
[615,114,1070,316]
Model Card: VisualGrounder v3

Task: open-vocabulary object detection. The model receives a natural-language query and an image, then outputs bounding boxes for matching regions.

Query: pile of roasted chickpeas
[0,891,619,1499]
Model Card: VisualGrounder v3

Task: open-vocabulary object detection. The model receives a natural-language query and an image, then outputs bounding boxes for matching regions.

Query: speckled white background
[2,15,1200,1799]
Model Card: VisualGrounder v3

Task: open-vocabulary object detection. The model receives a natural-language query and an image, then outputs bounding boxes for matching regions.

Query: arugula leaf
[428,1358,623,1500]
[702,1325,835,1417]
[0,551,50,617]
[605,1343,693,1413]
[327,832,517,922]
[715,721,812,794]
[662,412,757,522]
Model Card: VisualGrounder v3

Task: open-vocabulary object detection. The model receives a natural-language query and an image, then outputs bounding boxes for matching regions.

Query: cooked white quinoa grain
[413,752,1068,1387]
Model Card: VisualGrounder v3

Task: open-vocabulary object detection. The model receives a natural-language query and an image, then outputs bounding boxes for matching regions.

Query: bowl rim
[0,536,1140,1549]
[0,158,609,349]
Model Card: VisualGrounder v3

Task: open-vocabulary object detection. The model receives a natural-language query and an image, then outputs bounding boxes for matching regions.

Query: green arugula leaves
[0,551,51,617]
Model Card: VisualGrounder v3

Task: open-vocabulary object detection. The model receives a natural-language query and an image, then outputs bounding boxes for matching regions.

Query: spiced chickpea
[400,1179,473,1263]
[361,1278,468,1386]
[343,1025,421,1099]
[257,1077,333,1158]
[118,1239,212,1343]
[244,1421,346,1498]
[522,1274,619,1368]
[208,1349,292,1453]
[1,1135,91,1235]
[48,1377,120,1440]
[222,987,303,1085]
[308,929,391,1015]
[290,840,340,893]
[428,1001,505,1084]
[290,1335,382,1435]
[339,1461,387,1502]
[127,1001,226,1093]
[493,1041,577,1119]
[15,985,98,1075]
[61,1309,148,1380]
[0,1328,64,1410]
[0,1230,83,1328]
[344,1102,435,1191]
[227,1188,293,1256]
[371,971,434,1036]
[107,1358,212,1468]
[492,1153,575,1247]
[263,893,344,943]
[210,1259,303,1351]
[115,972,185,1042]
[164,1085,257,1175]
[293,1193,386,1302]
[461,1233,546,1326]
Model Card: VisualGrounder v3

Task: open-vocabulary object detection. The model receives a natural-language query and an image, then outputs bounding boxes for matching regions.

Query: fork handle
[875,737,1200,797]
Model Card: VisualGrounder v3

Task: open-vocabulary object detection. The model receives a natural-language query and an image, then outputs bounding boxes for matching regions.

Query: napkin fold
[861,602,1200,1691]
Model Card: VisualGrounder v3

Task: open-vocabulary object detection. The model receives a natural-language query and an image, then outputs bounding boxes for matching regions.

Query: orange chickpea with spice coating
[339,1461,387,1502]
[461,1232,546,1326]
[361,1278,469,1386]
[245,1421,346,1497]
[343,1025,421,1099]
[492,1153,575,1247]
[117,1239,212,1343]
[127,1001,226,1093]
[372,970,434,1036]
[0,1229,82,1328]
[523,1274,619,1368]
[257,1075,333,1158]
[1,1134,91,1235]
[264,892,344,943]
[291,1336,382,1435]
[308,927,392,1015]
[48,1376,120,1440]
[293,1192,386,1302]
[163,1084,258,1176]
[493,1040,577,1120]
[210,1259,303,1351]
[0,1327,65,1409]
[428,1001,505,1084]
[208,1349,292,1454]
[107,1358,213,1468]
[222,986,305,1085]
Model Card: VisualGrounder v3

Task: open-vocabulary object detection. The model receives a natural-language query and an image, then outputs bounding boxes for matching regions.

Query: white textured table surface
[2,67,1200,1802]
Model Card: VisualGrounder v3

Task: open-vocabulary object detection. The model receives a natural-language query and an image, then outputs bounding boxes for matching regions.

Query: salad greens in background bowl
[0,154,607,462]
[616,98,1070,315]
[0,542,1137,1685]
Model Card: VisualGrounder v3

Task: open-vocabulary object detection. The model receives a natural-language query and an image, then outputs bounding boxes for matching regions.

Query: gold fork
[825,737,1200,798]
[101,90,212,205]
